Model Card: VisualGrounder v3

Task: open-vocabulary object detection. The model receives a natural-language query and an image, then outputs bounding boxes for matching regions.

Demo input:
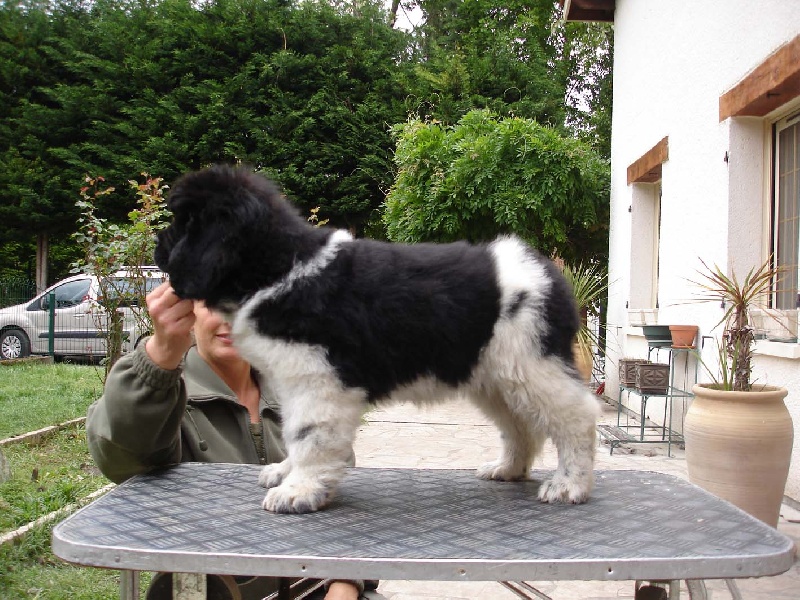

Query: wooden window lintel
[719,35,800,121]
[627,137,669,185]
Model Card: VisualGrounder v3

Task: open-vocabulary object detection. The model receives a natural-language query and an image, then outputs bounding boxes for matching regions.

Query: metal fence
[0,276,36,309]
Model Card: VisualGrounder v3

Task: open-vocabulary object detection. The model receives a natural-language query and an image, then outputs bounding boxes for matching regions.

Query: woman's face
[192,301,240,364]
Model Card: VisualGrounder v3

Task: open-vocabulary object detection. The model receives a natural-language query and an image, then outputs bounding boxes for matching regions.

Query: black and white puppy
[155,164,599,514]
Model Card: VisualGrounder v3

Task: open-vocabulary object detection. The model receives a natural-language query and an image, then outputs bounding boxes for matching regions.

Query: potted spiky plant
[686,257,793,527]
[563,262,608,383]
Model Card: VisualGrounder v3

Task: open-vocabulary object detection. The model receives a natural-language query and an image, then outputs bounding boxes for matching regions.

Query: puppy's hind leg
[535,366,600,504]
[473,390,542,482]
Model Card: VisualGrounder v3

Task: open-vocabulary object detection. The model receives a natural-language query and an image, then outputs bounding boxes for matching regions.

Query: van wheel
[1,329,31,360]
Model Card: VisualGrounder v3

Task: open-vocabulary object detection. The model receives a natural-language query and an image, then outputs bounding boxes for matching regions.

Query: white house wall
[607,0,800,498]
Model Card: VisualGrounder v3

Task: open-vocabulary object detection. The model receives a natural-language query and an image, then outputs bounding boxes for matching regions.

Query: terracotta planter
[573,341,592,383]
[684,384,794,527]
[669,324,698,348]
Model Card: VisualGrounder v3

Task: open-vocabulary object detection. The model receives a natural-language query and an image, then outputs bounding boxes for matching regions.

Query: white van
[0,268,165,360]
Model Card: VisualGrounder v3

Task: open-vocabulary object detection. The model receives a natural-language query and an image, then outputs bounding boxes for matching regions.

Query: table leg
[685,580,708,599]
[499,581,553,599]
[725,579,744,600]
[119,570,139,600]
[173,572,207,599]
[640,396,648,442]
[262,578,325,600]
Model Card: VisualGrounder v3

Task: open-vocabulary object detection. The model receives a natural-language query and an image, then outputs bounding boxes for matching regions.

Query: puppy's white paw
[476,460,528,482]
[262,480,332,514]
[258,460,291,489]
[537,473,592,504]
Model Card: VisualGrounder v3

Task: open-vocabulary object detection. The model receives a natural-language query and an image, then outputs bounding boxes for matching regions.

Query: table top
[52,464,795,582]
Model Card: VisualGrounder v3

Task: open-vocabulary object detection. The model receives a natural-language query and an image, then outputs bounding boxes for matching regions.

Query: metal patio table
[52,463,795,600]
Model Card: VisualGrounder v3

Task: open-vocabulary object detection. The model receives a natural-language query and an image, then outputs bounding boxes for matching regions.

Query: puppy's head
[155,165,283,308]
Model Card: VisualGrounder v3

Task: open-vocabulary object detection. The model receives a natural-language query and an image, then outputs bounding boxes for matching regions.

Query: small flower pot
[669,325,698,348]
[635,362,670,394]
[619,358,649,387]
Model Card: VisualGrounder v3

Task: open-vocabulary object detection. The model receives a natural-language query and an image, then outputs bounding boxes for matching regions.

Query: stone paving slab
[353,398,800,600]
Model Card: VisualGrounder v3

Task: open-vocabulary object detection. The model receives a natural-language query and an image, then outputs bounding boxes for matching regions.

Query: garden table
[52,463,795,600]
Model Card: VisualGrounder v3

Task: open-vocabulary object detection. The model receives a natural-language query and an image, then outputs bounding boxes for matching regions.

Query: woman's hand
[144,281,196,370]
[324,581,361,600]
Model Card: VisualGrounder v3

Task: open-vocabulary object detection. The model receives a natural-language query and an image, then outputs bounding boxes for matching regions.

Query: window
[34,279,91,310]
[628,182,662,320]
[101,276,163,307]
[773,112,800,310]
[627,137,667,324]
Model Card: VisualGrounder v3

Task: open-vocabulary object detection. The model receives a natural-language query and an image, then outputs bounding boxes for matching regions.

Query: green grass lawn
[0,362,103,439]
[0,426,108,532]
[0,362,150,598]
[0,524,125,600]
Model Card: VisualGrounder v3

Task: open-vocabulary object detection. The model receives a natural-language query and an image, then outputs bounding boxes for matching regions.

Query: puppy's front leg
[261,385,366,514]
[258,458,291,489]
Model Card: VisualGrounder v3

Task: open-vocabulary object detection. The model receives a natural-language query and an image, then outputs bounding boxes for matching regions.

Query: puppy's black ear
[155,164,279,304]
[153,228,172,273]
[155,213,240,301]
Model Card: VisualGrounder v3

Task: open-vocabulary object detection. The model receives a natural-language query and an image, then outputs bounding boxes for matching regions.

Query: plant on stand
[686,257,793,527]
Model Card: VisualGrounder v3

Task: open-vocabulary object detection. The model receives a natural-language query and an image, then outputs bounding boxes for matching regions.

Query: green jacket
[87,342,286,483]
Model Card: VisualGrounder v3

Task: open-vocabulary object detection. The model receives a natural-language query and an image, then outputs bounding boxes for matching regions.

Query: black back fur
[156,165,579,401]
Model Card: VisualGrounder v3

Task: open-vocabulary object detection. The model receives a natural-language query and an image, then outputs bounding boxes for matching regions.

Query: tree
[0,0,412,280]
[1,0,613,279]
[384,109,608,264]
[399,0,613,158]
[405,0,568,126]
[383,1,613,261]
[247,0,411,230]
[555,20,614,159]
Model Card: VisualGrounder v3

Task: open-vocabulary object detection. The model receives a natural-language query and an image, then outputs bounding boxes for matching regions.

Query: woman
[87,281,381,600]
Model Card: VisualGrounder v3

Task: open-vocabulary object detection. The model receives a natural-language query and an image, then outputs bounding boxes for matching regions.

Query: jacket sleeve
[86,341,187,483]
